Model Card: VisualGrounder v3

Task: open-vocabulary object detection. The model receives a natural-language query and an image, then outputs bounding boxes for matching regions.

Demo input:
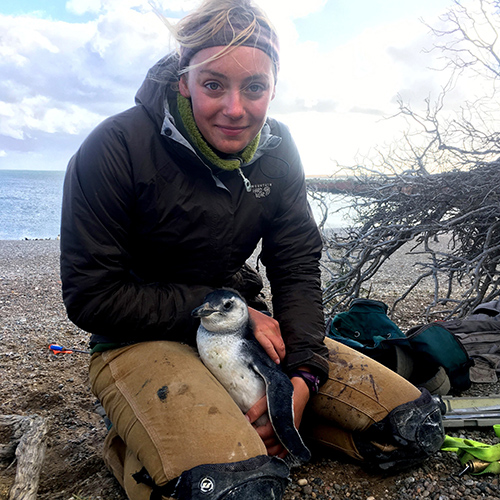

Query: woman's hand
[246,395,285,457]
[248,307,286,364]
[245,375,310,458]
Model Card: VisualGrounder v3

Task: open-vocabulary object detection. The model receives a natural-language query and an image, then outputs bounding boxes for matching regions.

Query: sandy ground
[1,239,500,500]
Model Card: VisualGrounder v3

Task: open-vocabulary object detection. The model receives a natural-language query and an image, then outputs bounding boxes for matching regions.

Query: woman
[60,1,445,499]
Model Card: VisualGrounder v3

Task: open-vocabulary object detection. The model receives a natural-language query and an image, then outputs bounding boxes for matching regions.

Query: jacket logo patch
[252,183,272,198]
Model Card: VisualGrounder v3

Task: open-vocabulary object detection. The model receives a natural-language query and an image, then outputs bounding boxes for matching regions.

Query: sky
[0,0,470,176]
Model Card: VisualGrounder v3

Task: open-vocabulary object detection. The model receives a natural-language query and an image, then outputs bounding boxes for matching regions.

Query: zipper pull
[237,168,252,192]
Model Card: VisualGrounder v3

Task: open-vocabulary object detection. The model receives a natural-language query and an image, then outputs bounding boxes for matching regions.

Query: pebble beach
[1,238,500,500]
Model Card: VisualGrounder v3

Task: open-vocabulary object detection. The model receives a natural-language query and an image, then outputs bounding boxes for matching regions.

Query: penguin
[192,288,311,463]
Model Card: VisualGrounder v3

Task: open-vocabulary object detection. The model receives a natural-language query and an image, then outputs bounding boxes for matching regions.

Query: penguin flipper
[250,353,311,463]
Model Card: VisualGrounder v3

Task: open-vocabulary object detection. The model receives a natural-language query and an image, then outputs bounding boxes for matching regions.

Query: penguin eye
[223,300,233,310]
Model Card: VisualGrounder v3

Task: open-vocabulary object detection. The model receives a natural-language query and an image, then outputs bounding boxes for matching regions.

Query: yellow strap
[441,425,500,474]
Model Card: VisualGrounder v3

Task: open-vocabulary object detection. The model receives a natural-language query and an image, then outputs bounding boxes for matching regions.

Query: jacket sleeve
[260,121,330,382]
[60,118,212,341]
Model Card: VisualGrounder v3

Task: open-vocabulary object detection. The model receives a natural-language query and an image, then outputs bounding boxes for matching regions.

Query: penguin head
[192,289,249,334]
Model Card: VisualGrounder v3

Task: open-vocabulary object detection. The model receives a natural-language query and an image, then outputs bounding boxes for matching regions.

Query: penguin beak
[191,303,216,318]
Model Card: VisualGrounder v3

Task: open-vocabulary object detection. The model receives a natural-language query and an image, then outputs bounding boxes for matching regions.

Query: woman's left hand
[248,308,286,364]
[245,375,310,458]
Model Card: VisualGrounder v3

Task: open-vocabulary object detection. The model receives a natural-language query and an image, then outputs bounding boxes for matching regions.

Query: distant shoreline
[1,237,60,241]
[0,168,66,172]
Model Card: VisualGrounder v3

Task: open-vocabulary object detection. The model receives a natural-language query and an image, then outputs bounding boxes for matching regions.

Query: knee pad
[133,455,289,500]
[354,388,446,472]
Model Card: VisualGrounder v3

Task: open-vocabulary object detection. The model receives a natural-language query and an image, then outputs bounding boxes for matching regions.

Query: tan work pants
[89,337,420,499]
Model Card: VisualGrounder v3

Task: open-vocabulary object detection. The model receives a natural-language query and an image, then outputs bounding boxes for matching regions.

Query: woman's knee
[310,338,421,431]
[90,341,267,486]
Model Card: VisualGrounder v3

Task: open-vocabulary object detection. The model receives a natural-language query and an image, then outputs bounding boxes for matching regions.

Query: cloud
[0,7,173,165]
[0,95,104,139]
[270,10,460,174]
[273,15,443,122]
[66,0,103,15]
[0,0,469,174]
[0,0,334,152]
[261,0,327,25]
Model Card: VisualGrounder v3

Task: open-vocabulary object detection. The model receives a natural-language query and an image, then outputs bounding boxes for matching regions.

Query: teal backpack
[327,298,473,394]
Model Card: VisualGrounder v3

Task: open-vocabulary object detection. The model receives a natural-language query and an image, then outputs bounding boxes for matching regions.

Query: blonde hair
[156,0,279,77]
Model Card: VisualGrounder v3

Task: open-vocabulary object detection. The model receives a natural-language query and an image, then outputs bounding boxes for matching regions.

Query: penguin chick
[193,289,266,424]
[192,288,311,463]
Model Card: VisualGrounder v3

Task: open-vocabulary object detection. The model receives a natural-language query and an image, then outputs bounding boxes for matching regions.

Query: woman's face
[179,46,276,155]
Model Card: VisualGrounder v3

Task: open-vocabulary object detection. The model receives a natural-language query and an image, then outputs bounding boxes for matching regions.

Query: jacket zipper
[237,168,252,193]
[231,156,252,193]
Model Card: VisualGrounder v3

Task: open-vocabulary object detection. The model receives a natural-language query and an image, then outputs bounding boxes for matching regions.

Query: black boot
[133,454,289,499]
[354,388,446,472]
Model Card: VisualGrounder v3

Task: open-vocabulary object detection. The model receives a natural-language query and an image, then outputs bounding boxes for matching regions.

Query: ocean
[0,170,65,240]
[0,169,348,241]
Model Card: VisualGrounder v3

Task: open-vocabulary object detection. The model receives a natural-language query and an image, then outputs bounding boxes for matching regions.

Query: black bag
[327,298,473,394]
[405,323,473,392]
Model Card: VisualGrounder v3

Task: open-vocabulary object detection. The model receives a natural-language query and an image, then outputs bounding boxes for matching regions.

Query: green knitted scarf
[176,93,260,171]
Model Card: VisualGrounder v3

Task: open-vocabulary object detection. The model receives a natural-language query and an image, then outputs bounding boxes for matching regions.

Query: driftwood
[0,415,49,500]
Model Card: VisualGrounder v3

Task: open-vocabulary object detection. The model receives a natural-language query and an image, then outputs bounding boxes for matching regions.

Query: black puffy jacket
[60,53,329,379]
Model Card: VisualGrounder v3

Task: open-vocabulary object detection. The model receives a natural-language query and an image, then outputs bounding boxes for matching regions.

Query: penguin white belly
[197,330,266,416]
